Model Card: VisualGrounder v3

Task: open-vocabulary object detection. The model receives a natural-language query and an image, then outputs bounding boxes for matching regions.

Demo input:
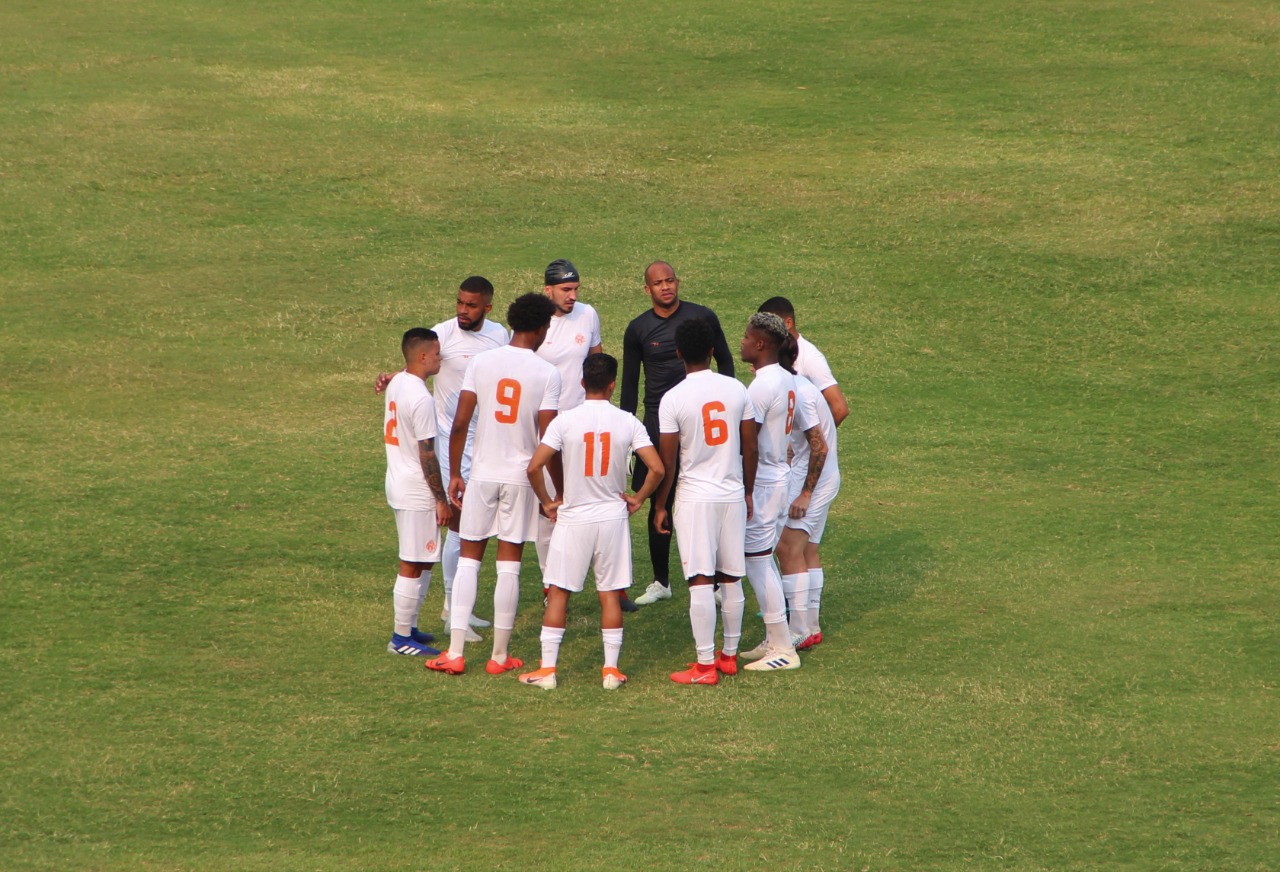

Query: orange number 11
[583,431,612,477]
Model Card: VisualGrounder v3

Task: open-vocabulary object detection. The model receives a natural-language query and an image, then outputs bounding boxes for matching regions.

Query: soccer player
[533,259,603,574]
[382,328,450,656]
[518,354,665,690]
[757,296,849,427]
[426,293,560,676]
[737,313,827,672]
[621,261,736,609]
[777,369,839,649]
[376,276,508,638]
[651,318,758,686]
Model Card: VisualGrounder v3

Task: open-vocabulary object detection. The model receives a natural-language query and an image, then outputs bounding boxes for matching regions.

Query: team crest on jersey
[575,334,585,345]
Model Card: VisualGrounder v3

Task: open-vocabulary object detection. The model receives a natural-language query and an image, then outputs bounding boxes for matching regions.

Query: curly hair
[506,292,557,333]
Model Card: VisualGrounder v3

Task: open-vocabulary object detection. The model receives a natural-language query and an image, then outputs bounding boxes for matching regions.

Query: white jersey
[747,363,811,486]
[790,374,839,491]
[383,371,438,511]
[462,345,560,485]
[537,302,602,411]
[795,334,838,392]
[430,317,509,438]
[658,369,756,503]
[541,400,652,525]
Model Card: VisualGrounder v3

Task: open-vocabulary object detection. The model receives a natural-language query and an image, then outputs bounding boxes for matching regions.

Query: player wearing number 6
[517,354,665,690]
[426,293,560,677]
[651,318,759,685]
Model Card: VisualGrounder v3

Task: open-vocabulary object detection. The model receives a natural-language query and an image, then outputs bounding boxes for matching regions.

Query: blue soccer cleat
[387,633,440,656]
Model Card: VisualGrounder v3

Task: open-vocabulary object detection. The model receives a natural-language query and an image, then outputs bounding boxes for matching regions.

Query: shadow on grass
[831,529,933,629]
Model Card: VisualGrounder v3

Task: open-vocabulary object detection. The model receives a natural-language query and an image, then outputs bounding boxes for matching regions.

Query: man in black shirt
[622,261,735,606]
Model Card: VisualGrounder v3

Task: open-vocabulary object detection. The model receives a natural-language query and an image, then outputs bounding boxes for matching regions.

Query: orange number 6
[702,401,728,446]
[495,378,522,423]
[385,401,400,445]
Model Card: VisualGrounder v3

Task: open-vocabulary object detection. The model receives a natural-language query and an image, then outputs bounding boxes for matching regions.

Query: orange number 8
[495,378,522,423]
[702,401,728,446]
[785,390,796,435]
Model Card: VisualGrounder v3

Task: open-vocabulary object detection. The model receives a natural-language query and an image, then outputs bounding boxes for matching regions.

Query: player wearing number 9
[425,293,561,678]
[651,318,759,685]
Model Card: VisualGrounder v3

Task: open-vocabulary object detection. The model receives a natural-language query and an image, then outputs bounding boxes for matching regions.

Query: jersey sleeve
[658,392,679,434]
[790,385,814,434]
[411,390,437,441]
[746,380,767,423]
[541,415,565,452]
[741,390,757,424]
[620,319,642,414]
[539,365,560,411]
[803,344,838,391]
[460,357,478,394]
[589,309,603,348]
[629,415,654,452]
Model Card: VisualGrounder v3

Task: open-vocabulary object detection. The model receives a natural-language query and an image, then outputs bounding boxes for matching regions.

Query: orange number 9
[495,378,522,424]
[702,401,728,446]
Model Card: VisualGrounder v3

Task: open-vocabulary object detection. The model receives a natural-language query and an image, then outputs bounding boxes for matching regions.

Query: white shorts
[673,498,746,580]
[544,517,634,593]
[744,480,790,554]
[458,479,539,544]
[393,508,441,563]
[785,471,841,543]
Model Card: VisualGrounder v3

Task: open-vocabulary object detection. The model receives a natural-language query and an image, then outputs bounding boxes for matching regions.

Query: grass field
[2,0,1277,869]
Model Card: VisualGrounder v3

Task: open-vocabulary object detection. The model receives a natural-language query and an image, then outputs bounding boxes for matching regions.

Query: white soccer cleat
[469,614,491,628]
[739,640,770,661]
[634,581,673,605]
[790,633,809,649]
[442,609,486,642]
[742,647,802,672]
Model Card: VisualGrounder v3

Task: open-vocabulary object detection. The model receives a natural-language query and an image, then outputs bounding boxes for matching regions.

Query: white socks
[393,574,422,636]
[783,571,810,638]
[490,560,521,663]
[718,581,745,656]
[689,585,717,665]
[602,627,623,669]
[540,625,565,668]
[442,530,461,604]
[745,554,790,649]
[808,567,824,632]
[448,557,481,656]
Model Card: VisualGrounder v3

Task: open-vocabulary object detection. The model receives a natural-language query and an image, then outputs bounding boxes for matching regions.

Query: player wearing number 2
[426,293,560,677]
[518,354,665,690]
[383,328,451,657]
[651,318,758,686]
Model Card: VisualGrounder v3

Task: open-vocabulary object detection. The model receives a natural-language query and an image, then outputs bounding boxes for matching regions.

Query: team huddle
[379,260,847,688]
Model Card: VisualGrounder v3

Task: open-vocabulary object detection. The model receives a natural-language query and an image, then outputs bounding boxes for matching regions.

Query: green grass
[2,0,1277,869]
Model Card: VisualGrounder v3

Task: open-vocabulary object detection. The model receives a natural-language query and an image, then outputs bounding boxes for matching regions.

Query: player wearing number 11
[518,354,665,690]
[426,293,560,677]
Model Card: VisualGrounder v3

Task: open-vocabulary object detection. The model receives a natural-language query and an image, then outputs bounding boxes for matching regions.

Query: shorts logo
[575,334,585,345]
[427,540,437,553]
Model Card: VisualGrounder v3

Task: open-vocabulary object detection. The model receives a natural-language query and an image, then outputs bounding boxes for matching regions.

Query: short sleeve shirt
[794,334,838,392]
[384,371,438,510]
[790,375,838,490]
[658,370,756,502]
[431,317,510,434]
[540,400,652,524]
[462,345,560,485]
[537,302,602,412]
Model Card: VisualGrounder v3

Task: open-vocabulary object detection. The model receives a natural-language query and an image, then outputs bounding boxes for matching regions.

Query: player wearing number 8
[652,318,759,685]
[426,293,560,677]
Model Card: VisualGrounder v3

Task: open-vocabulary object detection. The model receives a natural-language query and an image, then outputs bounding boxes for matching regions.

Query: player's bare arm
[448,389,477,507]
[650,432,680,534]
[822,384,849,427]
[789,425,828,519]
[740,418,758,521]
[526,443,563,523]
[625,444,665,515]
[418,437,451,526]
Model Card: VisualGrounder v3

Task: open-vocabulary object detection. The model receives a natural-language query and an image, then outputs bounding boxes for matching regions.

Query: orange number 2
[495,379,522,423]
[702,401,728,446]
[385,401,400,445]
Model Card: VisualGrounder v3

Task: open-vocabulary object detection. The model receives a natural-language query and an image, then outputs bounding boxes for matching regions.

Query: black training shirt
[620,301,736,418]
